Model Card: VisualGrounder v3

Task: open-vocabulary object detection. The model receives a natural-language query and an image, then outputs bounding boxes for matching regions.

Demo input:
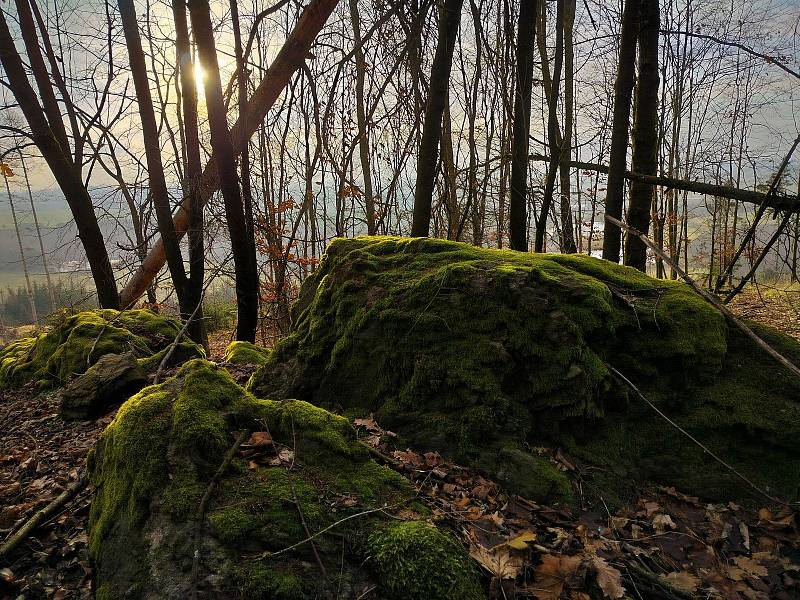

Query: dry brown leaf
[732,556,768,579]
[469,543,523,579]
[243,431,272,448]
[530,554,582,600]
[652,513,677,533]
[662,571,700,594]
[588,555,624,599]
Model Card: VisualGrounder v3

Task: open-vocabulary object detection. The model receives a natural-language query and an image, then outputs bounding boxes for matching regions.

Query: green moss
[0,309,203,389]
[224,340,271,365]
[239,562,304,600]
[364,521,485,600]
[89,358,456,599]
[477,446,573,505]
[248,236,800,504]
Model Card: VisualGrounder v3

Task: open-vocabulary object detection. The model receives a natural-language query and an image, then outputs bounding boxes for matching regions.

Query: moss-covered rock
[224,340,271,365]
[0,309,204,389]
[88,359,482,599]
[248,236,800,504]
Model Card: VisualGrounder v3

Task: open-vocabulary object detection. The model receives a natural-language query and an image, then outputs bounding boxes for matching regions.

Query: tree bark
[188,0,259,342]
[624,0,660,270]
[558,0,577,253]
[601,0,639,263]
[509,0,537,251]
[410,0,465,238]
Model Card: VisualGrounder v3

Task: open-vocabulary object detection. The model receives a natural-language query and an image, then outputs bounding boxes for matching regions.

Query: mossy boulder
[248,236,800,504]
[224,340,271,365]
[0,309,204,389]
[88,359,482,599]
[60,352,147,420]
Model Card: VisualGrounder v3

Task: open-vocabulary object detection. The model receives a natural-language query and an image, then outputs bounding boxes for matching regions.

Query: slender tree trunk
[118,0,189,318]
[0,10,119,308]
[349,0,376,235]
[559,0,577,253]
[624,0,660,270]
[410,0,464,237]
[2,166,37,324]
[601,0,639,263]
[188,0,259,342]
[18,149,55,312]
[509,0,537,251]
[173,0,206,346]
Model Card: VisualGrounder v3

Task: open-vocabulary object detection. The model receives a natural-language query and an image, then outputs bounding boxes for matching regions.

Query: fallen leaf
[662,571,700,594]
[732,556,769,579]
[529,554,582,600]
[243,431,272,448]
[588,555,624,599]
[469,543,524,579]
[505,530,537,550]
[652,513,677,533]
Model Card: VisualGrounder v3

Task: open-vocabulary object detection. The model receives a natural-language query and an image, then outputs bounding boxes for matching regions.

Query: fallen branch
[605,214,800,381]
[0,473,87,560]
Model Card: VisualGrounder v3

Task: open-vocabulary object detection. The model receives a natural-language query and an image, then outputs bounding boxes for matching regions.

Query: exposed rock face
[248,236,800,503]
[60,353,147,420]
[0,309,204,390]
[88,359,482,600]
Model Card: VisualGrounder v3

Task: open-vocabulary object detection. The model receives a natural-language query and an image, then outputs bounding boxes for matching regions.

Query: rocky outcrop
[88,359,482,599]
[0,309,204,390]
[59,353,147,420]
[248,236,800,504]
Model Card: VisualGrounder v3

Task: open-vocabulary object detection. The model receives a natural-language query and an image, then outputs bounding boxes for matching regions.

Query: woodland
[0,0,800,599]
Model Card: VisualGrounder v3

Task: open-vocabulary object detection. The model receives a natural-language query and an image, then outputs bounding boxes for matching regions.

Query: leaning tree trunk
[601,0,639,264]
[188,0,259,342]
[410,0,465,238]
[0,7,119,308]
[624,0,660,271]
[509,0,538,251]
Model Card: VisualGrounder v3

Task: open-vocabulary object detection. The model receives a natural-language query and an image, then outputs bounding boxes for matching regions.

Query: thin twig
[608,364,798,508]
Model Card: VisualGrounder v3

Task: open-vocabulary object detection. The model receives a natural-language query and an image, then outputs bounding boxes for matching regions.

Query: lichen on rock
[88,359,482,599]
[0,309,204,389]
[247,236,800,504]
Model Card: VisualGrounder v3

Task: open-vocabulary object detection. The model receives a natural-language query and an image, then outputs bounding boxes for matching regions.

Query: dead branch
[606,214,800,381]
[0,473,87,560]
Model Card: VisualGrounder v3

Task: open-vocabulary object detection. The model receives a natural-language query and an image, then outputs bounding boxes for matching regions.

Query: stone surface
[60,353,147,420]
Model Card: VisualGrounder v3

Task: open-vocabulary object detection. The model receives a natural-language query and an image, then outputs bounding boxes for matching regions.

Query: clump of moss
[224,340,271,365]
[0,309,203,389]
[248,236,800,504]
[364,521,484,600]
[89,359,475,598]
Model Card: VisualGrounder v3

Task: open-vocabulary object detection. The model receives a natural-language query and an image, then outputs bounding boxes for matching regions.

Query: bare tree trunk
[18,148,55,312]
[173,0,206,346]
[410,0,464,237]
[349,0,376,235]
[188,0,259,342]
[558,0,577,253]
[624,0,660,271]
[601,0,639,263]
[119,0,339,308]
[509,0,537,251]
[2,165,37,324]
[118,0,190,317]
[0,7,119,308]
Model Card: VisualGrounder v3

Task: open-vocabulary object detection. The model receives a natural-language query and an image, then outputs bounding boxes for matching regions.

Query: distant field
[0,271,92,291]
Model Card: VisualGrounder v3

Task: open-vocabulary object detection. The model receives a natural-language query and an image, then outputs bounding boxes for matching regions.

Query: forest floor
[0,288,799,599]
